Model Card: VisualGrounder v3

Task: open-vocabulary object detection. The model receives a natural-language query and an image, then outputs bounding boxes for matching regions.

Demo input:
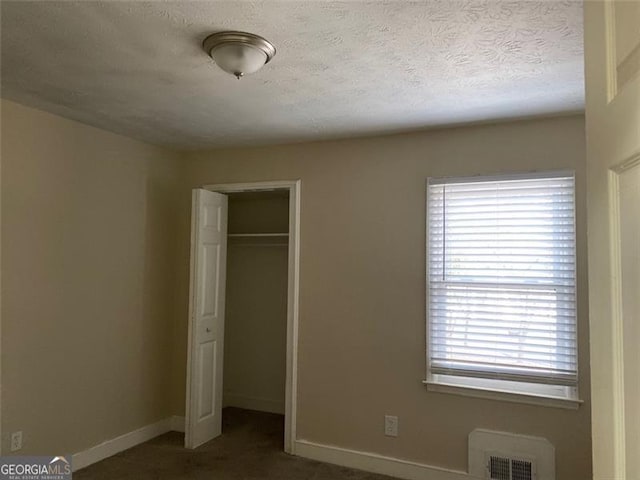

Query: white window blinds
[427,173,577,387]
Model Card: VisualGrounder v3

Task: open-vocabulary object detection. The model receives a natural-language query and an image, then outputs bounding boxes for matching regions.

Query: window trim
[424,170,581,408]
[422,379,583,410]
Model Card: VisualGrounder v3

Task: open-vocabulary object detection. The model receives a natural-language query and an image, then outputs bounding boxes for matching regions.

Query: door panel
[186,189,228,449]
[201,243,220,317]
[611,1,640,92]
[198,341,216,419]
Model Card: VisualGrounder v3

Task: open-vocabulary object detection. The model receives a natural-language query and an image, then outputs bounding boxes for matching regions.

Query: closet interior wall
[223,191,290,415]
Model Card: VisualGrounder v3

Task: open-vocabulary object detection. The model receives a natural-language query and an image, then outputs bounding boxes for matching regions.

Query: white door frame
[203,179,301,455]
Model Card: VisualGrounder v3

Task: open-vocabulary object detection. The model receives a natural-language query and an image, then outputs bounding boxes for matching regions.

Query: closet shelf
[228,233,289,248]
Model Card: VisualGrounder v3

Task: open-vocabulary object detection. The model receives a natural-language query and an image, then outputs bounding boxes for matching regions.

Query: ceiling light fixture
[203,31,276,79]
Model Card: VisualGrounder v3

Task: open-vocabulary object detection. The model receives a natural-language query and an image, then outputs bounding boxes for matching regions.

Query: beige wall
[0,100,182,454]
[0,100,591,478]
[174,115,591,478]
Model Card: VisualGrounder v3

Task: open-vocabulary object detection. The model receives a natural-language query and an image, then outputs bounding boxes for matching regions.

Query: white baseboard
[71,415,470,480]
[295,440,469,480]
[72,416,185,471]
[223,392,285,415]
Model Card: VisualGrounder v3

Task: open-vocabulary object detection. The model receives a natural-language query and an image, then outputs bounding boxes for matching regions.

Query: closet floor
[74,407,396,480]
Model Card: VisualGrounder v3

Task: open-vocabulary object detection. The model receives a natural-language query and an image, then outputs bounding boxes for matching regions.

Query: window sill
[422,380,583,410]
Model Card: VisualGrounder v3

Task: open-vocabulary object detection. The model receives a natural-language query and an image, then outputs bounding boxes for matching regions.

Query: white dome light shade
[210,44,267,77]
[203,31,276,79]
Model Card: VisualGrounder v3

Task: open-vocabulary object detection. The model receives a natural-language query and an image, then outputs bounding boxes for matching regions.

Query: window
[426,172,579,405]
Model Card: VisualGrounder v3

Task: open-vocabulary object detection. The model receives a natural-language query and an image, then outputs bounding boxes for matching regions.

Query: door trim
[608,167,626,478]
[203,179,301,455]
[608,152,640,478]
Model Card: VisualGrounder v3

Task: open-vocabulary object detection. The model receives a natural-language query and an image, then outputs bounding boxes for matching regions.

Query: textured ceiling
[0,1,584,149]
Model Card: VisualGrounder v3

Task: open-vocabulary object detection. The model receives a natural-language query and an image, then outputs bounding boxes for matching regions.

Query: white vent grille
[469,429,555,480]
[512,459,533,480]
[489,456,511,480]
[488,454,534,480]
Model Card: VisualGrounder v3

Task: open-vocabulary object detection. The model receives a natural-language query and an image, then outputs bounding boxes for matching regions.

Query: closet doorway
[185,180,300,455]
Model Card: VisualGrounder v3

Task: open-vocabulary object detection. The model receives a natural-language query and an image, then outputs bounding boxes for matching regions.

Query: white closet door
[185,189,228,449]
[585,1,640,477]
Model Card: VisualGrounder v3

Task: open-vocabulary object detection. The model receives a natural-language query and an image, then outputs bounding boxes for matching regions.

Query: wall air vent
[469,429,555,480]
[487,453,535,480]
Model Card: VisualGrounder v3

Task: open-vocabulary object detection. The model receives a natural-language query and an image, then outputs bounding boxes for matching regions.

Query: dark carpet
[74,407,395,479]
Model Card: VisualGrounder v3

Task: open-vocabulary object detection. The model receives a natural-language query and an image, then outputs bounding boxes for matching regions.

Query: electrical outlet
[384,415,398,437]
[10,431,23,451]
